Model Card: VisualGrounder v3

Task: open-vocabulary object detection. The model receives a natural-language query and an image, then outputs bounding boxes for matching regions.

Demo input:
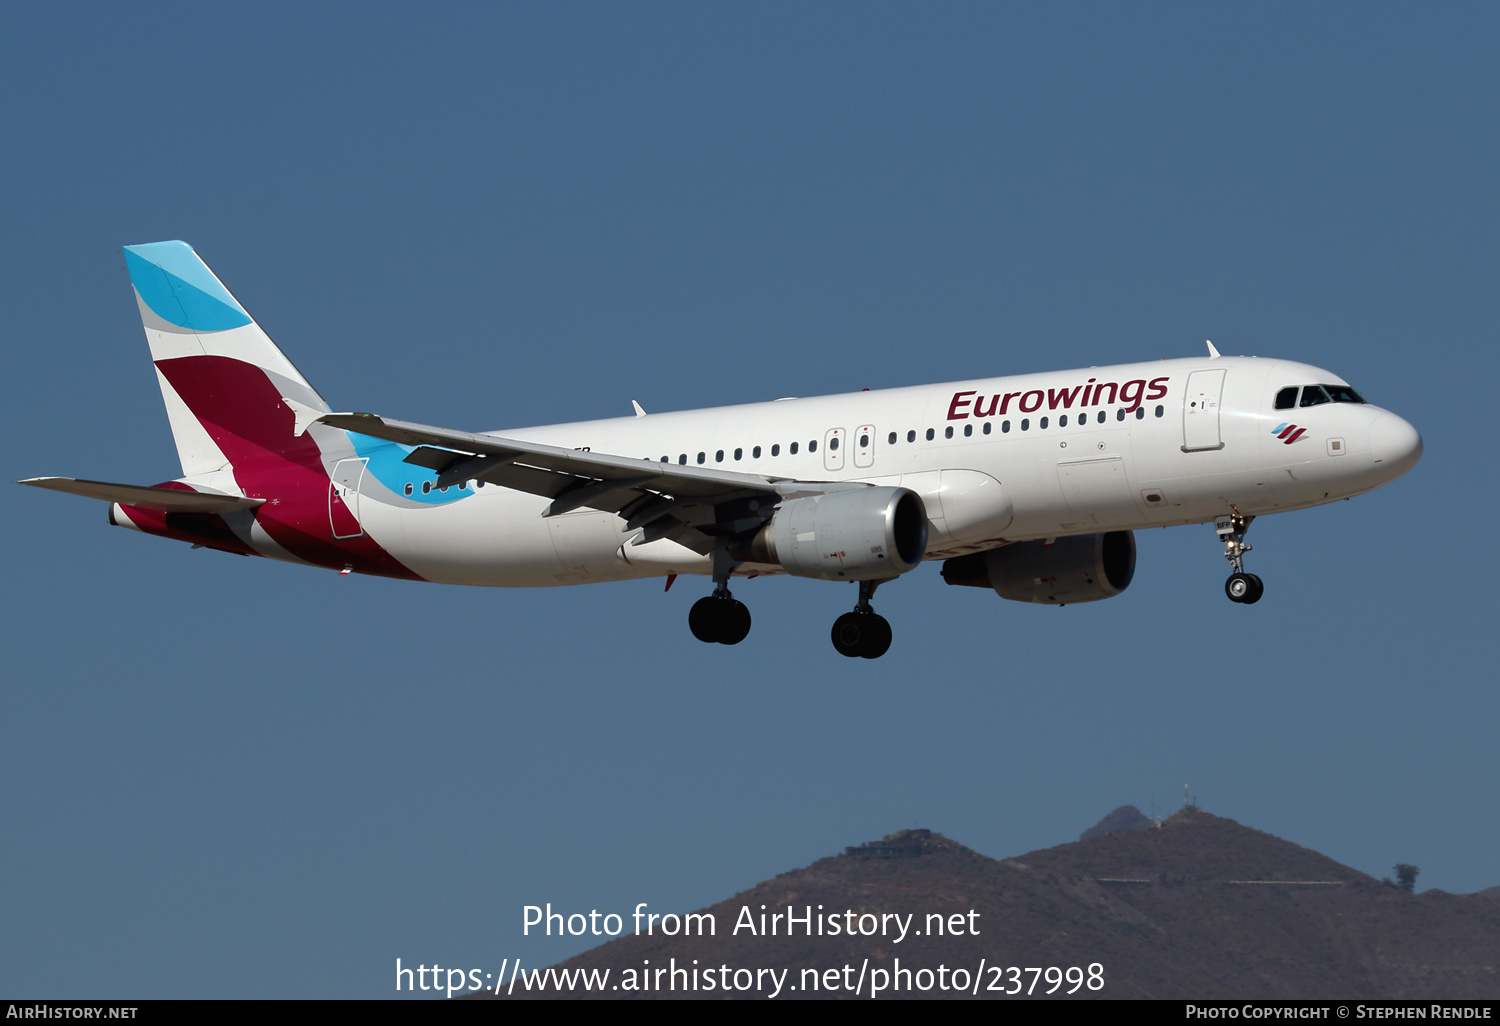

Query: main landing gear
[1219,510,1264,605]
[689,541,752,645]
[831,579,893,659]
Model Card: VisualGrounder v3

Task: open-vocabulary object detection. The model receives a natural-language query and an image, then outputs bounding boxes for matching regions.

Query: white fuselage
[351,355,1420,587]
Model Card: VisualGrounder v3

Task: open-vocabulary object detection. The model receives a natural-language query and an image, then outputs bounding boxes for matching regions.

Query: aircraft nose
[1370,412,1422,480]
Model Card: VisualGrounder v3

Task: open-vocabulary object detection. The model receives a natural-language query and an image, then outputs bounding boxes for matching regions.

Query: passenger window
[679,454,687,465]
[1274,386,1298,410]
[1097,411,1106,424]
[753,446,761,458]
[888,432,897,444]
[983,422,991,434]
[733,448,742,460]
[421,481,432,494]
[860,433,869,447]
[1040,416,1049,429]
[790,442,799,455]
[1300,386,1332,408]
[715,450,724,462]
[1116,408,1125,422]
[1059,415,1068,427]
[1154,405,1163,417]
[1135,408,1144,420]
[944,426,953,439]
[697,452,706,464]
[771,444,780,456]
[1002,420,1011,433]
[1021,419,1030,431]
[925,428,935,441]
[907,430,916,442]
[404,483,413,496]
[809,440,817,453]
[963,424,972,436]
[828,437,838,451]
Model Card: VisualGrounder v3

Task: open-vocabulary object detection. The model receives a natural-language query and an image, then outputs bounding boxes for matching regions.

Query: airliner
[21,241,1423,658]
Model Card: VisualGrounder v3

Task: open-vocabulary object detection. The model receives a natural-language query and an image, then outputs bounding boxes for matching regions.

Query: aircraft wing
[315,411,862,550]
[19,477,265,513]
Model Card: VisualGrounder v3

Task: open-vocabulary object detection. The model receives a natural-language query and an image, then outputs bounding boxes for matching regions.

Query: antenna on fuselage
[1205,340,1221,359]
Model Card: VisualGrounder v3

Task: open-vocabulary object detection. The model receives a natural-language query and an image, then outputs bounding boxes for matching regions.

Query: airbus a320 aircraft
[23,242,1423,658]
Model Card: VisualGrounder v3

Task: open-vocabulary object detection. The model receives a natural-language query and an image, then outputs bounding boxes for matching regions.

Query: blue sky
[2,3,1495,998]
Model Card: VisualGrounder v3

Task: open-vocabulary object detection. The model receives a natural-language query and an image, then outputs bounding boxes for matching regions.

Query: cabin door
[1182,369,1227,452]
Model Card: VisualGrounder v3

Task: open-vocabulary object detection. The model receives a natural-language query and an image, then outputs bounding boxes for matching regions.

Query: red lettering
[947,391,976,420]
[998,391,1022,414]
[1119,379,1146,411]
[1093,382,1118,406]
[1147,376,1170,400]
[1047,385,1084,410]
[1019,390,1044,413]
[974,394,1000,417]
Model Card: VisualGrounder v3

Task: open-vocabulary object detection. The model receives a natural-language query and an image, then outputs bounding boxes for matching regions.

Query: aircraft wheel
[1226,572,1256,604]
[718,599,751,645]
[689,596,723,643]
[831,612,865,657]
[1240,573,1264,604]
[860,614,892,660]
[831,611,891,659]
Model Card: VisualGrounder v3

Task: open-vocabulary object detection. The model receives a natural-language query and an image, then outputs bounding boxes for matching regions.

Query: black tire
[688,596,722,643]
[718,599,752,645]
[831,612,865,657]
[860,614,892,659]
[1225,573,1252,603]
[1241,573,1264,604]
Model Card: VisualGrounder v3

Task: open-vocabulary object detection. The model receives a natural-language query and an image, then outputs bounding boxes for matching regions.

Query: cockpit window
[1274,386,1298,410]
[1299,385,1332,408]
[1323,384,1365,404]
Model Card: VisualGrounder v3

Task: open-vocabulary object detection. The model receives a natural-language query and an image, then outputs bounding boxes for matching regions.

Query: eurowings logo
[1272,423,1307,444]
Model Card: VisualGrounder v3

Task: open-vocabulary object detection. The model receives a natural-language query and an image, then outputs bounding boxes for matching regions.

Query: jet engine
[940,531,1136,604]
[738,486,928,581]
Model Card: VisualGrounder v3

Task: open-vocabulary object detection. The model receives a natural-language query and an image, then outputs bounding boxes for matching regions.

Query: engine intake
[941,531,1136,604]
[739,486,928,581]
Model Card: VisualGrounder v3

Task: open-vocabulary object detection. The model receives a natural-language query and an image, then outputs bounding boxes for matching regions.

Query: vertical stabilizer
[124,241,331,477]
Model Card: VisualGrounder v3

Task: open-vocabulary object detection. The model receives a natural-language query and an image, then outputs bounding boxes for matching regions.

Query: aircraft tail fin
[124,241,331,477]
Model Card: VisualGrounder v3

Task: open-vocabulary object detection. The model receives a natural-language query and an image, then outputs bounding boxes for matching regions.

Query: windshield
[1276,383,1366,410]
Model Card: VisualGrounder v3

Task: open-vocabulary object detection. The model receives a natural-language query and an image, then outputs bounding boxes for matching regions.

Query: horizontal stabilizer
[19,477,264,513]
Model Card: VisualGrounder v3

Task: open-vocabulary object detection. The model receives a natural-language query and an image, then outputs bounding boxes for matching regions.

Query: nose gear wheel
[1225,572,1264,604]
[1218,509,1265,605]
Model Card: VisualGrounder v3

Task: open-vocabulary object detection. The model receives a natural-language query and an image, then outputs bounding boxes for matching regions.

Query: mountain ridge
[491,810,1500,999]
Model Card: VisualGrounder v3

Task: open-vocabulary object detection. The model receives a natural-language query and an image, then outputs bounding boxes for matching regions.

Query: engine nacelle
[940,531,1136,605]
[740,487,928,581]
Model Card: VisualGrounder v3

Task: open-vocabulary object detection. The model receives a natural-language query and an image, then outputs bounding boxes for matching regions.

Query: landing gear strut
[831,578,893,659]
[689,540,751,645]
[1218,510,1264,605]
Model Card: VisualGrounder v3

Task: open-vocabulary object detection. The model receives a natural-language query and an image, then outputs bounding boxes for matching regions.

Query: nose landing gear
[831,578,894,659]
[1218,510,1264,604]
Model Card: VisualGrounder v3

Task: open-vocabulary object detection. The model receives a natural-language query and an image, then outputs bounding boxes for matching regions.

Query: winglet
[1206,340,1221,359]
[632,400,647,417]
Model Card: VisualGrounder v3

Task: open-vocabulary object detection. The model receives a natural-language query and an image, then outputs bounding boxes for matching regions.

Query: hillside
[493,810,1500,999]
